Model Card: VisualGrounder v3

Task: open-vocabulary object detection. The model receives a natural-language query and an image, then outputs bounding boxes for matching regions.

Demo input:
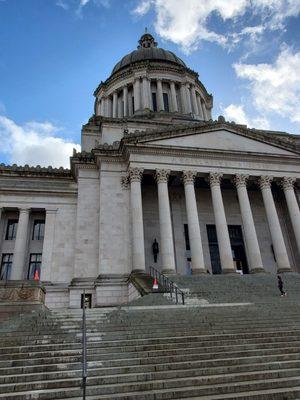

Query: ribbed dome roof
[111,32,186,75]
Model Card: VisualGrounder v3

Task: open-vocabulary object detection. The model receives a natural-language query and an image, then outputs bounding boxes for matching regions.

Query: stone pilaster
[129,167,146,272]
[190,85,199,115]
[155,169,176,274]
[11,208,30,280]
[209,173,235,273]
[185,83,192,113]
[142,76,150,110]
[123,86,128,117]
[112,91,118,118]
[259,176,292,272]
[182,171,205,274]
[281,177,300,257]
[170,81,178,112]
[234,174,264,273]
[133,78,141,112]
[156,79,164,111]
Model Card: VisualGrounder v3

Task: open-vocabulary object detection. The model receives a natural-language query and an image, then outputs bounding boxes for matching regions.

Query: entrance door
[206,225,249,274]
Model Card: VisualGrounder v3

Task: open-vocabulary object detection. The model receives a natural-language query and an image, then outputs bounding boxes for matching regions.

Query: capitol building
[0,32,300,309]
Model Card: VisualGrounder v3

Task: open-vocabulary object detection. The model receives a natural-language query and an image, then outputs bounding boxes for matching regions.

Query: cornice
[0,163,72,179]
[123,117,300,154]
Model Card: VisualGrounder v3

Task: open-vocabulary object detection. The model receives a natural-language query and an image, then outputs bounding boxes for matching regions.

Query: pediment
[145,129,298,156]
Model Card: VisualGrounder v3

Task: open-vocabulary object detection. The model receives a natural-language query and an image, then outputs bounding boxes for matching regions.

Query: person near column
[277,275,287,297]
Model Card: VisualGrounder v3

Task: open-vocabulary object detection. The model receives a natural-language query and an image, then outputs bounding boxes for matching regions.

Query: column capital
[128,167,144,183]
[155,169,170,184]
[182,170,197,185]
[234,174,249,188]
[19,208,30,214]
[281,176,296,191]
[209,172,223,187]
[259,175,273,189]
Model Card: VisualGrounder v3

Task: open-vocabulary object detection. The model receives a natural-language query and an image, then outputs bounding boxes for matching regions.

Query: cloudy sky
[0,0,300,167]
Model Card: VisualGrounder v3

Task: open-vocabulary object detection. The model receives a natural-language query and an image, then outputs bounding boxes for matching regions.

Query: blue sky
[0,0,300,167]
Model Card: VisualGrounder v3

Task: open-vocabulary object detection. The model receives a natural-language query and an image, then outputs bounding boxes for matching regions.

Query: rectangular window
[184,224,190,251]
[32,220,45,240]
[152,92,157,111]
[28,253,42,280]
[5,219,18,240]
[0,254,13,280]
[163,93,169,112]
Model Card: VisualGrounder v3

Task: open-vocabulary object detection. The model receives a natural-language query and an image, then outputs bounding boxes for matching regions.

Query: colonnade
[98,78,210,119]
[127,169,299,274]
[0,208,56,281]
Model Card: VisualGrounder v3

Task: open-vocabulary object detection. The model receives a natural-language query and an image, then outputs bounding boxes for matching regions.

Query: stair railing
[82,290,87,400]
[149,266,185,305]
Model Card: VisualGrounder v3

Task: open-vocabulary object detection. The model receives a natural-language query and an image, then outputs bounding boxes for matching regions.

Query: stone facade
[0,33,300,309]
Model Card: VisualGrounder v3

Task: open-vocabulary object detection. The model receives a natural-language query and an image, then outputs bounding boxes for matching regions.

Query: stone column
[41,209,57,282]
[100,98,105,116]
[185,84,192,114]
[190,85,199,115]
[170,81,178,112]
[202,100,208,120]
[234,174,264,273]
[156,79,164,111]
[129,168,146,272]
[123,86,128,117]
[156,169,176,274]
[142,76,150,110]
[133,78,141,112]
[107,97,112,117]
[112,91,118,118]
[196,95,204,119]
[209,173,235,273]
[11,208,30,280]
[128,91,133,116]
[259,176,291,272]
[180,84,188,113]
[282,177,300,257]
[183,171,206,273]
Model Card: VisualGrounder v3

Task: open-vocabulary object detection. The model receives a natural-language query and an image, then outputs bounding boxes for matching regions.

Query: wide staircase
[0,274,300,399]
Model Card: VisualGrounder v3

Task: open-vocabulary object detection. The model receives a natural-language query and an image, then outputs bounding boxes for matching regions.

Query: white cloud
[133,0,300,52]
[0,116,80,168]
[223,104,270,129]
[56,0,69,10]
[234,46,300,123]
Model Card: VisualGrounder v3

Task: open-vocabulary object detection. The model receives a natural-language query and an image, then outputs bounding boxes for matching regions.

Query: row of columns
[98,79,209,119]
[127,170,300,274]
[0,208,57,281]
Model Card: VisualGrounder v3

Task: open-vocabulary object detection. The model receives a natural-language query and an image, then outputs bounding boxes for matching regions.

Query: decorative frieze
[182,170,197,185]
[155,169,170,184]
[258,175,273,189]
[281,176,296,191]
[209,172,223,187]
[234,174,249,188]
[128,167,144,183]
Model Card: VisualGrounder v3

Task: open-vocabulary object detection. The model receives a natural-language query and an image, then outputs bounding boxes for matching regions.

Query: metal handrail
[82,290,87,400]
[149,266,185,305]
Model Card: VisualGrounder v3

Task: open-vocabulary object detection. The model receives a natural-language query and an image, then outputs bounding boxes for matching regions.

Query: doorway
[207,225,249,274]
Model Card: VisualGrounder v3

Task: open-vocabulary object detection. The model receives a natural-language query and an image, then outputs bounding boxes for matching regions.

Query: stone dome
[111,32,186,75]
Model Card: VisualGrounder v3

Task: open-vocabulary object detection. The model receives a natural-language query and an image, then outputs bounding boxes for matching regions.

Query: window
[132,96,135,112]
[28,253,42,280]
[163,93,169,112]
[152,93,157,111]
[0,254,13,280]
[5,219,18,240]
[32,220,45,240]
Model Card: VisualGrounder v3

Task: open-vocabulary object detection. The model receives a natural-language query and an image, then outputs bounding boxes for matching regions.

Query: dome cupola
[94,32,213,121]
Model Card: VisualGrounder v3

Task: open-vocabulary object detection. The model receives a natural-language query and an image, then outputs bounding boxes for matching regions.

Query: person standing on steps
[277,275,287,297]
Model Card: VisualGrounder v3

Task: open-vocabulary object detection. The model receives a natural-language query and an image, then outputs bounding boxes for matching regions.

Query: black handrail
[82,290,87,400]
[149,266,185,305]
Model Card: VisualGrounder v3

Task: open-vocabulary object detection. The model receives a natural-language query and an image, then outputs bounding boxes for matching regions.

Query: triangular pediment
[143,128,298,156]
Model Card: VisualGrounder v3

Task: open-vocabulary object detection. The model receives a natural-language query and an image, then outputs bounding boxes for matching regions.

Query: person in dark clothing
[277,275,287,297]
[152,239,159,263]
